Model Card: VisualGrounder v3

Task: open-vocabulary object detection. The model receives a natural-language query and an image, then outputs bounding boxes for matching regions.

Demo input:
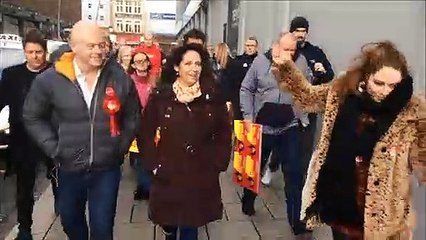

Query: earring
[176,71,179,76]
[358,81,366,93]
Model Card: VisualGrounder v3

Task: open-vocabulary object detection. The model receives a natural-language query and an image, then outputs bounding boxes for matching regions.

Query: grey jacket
[240,52,313,135]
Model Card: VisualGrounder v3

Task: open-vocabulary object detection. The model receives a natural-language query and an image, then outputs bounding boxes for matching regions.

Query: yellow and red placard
[233,120,262,194]
[128,127,161,153]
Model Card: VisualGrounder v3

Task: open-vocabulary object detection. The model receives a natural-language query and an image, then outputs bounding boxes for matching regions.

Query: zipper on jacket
[89,89,99,167]
[72,78,100,168]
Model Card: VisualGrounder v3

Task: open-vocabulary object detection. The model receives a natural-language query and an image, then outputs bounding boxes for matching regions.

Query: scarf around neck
[172,80,202,104]
[306,76,413,226]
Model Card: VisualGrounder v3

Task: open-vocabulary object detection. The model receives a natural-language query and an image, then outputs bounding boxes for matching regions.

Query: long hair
[214,43,231,69]
[161,43,215,88]
[333,41,409,103]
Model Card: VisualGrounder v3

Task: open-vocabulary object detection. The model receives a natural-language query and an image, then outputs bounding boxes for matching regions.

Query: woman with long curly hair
[272,40,426,240]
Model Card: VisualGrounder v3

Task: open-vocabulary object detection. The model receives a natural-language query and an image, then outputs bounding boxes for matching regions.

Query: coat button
[186,144,195,154]
[374,180,380,186]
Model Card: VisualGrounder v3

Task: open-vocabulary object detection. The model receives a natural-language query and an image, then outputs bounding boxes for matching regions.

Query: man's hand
[314,62,326,73]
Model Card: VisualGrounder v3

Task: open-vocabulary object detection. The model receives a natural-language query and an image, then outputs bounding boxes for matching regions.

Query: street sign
[150,13,176,20]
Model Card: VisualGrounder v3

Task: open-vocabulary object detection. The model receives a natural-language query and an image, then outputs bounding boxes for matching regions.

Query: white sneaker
[261,167,272,185]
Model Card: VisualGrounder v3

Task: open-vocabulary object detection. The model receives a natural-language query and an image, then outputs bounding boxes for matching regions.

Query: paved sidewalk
[5,161,335,240]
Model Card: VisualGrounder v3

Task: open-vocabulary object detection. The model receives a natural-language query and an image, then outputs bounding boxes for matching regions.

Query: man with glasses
[226,36,258,120]
[23,21,140,240]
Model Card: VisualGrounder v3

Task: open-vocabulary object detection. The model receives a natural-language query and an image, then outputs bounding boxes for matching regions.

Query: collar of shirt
[73,59,101,108]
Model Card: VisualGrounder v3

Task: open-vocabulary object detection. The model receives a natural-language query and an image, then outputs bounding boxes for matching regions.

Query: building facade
[1,0,79,39]
[111,0,148,34]
[81,0,111,28]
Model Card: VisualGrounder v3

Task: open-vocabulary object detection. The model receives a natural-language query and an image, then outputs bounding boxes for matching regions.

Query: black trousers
[15,158,57,232]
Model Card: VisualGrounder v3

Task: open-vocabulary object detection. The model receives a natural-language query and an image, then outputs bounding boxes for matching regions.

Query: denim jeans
[162,226,198,240]
[136,158,152,192]
[243,126,308,235]
[57,168,121,240]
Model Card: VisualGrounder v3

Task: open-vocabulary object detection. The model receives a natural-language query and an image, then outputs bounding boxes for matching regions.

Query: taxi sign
[0,34,23,49]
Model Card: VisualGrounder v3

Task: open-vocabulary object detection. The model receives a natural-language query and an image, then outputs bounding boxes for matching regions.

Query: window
[88,3,92,8]
[100,15,104,21]
[99,4,103,9]
[120,6,123,12]
[88,15,92,20]
[137,7,141,13]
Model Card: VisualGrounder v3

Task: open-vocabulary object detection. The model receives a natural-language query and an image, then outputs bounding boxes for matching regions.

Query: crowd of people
[0,15,425,240]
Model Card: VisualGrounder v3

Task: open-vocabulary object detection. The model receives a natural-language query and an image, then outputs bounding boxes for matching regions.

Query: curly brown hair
[333,41,409,102]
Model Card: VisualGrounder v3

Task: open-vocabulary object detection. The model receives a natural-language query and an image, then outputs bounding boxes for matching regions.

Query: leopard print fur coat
[274,61,426,240]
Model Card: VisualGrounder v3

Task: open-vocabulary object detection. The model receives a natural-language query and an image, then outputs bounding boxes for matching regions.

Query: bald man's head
[278,32,297,58]
[70,20,106,69]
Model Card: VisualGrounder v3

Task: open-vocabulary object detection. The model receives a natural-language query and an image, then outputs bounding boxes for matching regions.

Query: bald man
[23,21,141,240]
[134,32,162,79]
[240,32,314,239]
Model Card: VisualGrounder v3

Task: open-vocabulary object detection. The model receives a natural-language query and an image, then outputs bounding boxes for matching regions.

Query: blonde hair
[214,43,231,68]
[117,45,132,63]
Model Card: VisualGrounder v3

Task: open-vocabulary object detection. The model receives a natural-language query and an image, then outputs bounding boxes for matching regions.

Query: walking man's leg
[58,170,88,240]
[88,168,121,240]
[279,127,310,236]
[15,160,36,240]
[242,134,274,215]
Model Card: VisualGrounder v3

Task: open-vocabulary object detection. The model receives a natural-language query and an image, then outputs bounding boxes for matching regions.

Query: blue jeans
[162,226,198,240]
[243,126,307,234]
[57,168,121,240]
[136,158,151,192]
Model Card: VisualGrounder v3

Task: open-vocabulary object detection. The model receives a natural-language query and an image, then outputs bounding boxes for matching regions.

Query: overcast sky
[146,0,176,14]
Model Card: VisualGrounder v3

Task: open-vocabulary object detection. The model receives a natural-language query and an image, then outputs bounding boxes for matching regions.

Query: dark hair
[161,44,214,87]
[127,51,152,75]
[333,41,409,103]
[183,29,206,45]
[23,28,47,51]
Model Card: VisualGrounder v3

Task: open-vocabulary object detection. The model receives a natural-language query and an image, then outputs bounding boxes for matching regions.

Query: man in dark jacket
[290,16,334,85]
[226,36,258,120]
[0,29,52,240]
[23,21,140,240]
[290,17,335,180]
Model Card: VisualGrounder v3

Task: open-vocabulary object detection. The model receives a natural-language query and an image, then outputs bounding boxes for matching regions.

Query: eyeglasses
[86,42,107,50]
[245,44,256,47]
[134,59,148,64]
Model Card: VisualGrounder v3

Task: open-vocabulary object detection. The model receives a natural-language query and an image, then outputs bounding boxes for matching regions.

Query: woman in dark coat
[139,44,232,240]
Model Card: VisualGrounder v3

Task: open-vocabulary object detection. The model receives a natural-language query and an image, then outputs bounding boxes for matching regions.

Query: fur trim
[274,61,330,113]
[54,52,76,81]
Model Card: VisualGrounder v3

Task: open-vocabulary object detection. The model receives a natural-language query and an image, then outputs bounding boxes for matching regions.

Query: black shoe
[241,194,255,216]
[133,188,149,201]
[15,229,33,240]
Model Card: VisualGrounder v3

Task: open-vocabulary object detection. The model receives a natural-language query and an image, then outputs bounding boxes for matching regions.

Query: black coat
[226,53,257,120]
[0,63,51,164]
[298,42,334,85]
[23,53,141,172]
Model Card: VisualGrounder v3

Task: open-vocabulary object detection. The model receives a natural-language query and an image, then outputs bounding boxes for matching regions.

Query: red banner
[233,120,262,194]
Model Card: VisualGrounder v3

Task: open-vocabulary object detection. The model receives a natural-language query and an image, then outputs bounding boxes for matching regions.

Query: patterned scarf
[172,80,202,104]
